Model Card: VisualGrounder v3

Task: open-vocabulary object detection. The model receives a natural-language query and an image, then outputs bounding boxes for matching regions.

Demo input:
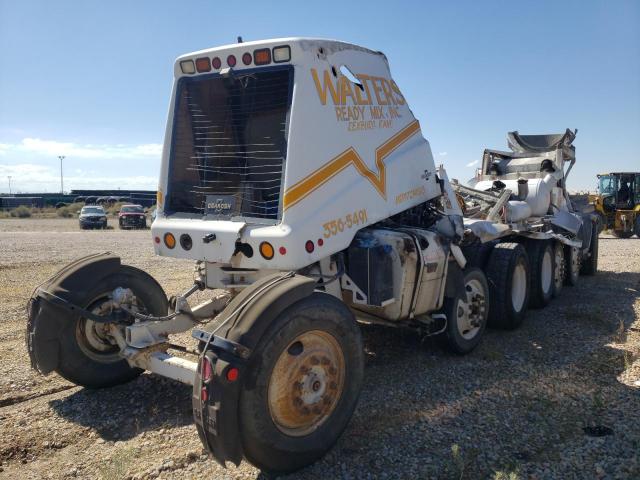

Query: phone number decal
[323,209,368,238]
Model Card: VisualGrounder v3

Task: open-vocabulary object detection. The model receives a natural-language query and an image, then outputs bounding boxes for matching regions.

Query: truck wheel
[564,246,580,286]
[552,242,565,298]
[527,240,554,308]
[238,293,364,475]
[580,222,599,275]
[485,242,529,330]
[443,268,489,354]
[56,265,168,388]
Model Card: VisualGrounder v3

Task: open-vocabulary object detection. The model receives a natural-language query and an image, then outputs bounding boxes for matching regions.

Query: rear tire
[564,246,580,286]
[443,268,489,354]
[56,265,168,388]
[527,240,554,308]
[485,242,530,330]
[238,293,364,475]
[580,221,599,275]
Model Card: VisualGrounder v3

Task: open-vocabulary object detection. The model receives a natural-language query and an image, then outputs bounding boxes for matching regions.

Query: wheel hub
[268,330,345,437]
[456,280,486,339]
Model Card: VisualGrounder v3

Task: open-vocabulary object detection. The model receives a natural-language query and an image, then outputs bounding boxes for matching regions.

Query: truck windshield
[166,66,293,220]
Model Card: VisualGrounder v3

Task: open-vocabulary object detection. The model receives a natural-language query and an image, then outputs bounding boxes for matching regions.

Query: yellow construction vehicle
[591,172,640,238]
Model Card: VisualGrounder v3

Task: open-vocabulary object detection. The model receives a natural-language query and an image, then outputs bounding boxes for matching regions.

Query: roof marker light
[305,240,315,253]
[253,48,271,65]
[195,57,211,73]
[272,45,291,63]
[242,52,252,65]
[180,60,196,74]
[279,246,287,255]
[212,57,222,69]
[226,55,236,67]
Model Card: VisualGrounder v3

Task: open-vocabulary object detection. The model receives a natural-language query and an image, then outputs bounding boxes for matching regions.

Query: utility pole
[7,176,11,195]
[58,156,65,194]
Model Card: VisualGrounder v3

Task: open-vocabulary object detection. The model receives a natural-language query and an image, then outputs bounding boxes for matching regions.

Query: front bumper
[119,215,147,228]
[79,217,107,228]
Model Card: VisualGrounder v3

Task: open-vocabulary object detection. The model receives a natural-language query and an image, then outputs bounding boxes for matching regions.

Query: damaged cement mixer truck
[26,38,598,475]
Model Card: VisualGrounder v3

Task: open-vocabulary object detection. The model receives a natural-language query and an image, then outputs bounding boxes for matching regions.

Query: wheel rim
[511,261,527,312]
[455,278,486,340]
[267,330,345,437]
[76,296,122,363]
[541,250,553,295]
[75,291,144,363]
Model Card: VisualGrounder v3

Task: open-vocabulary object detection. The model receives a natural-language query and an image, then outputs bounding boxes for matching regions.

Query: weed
[98,447,135,480]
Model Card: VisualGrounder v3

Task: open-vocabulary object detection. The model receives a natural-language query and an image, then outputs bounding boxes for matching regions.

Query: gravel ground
[0,218,638,479]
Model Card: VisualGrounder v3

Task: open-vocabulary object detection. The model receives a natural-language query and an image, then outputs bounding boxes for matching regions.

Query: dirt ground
[1,218,638,479]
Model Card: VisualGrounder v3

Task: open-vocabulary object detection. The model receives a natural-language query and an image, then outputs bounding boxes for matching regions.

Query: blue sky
[0,0,638,193]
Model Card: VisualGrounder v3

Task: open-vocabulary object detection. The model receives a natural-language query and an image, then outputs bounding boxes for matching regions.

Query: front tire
[56,265,168,388]
[485,242,530,330]
[443,268,489,354]
[580,221,599,275]
[238,293,364,475]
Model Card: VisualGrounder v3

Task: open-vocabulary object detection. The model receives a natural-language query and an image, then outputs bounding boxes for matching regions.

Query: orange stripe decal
[283,120,421,210]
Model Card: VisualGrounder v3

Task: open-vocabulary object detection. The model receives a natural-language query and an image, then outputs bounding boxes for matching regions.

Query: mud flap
[26,252,121,374]
[192,272,316,467]
[192,349,244,467]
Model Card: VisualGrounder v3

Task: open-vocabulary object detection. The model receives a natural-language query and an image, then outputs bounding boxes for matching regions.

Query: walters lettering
[311,68,406,131]
[311,68,406,107]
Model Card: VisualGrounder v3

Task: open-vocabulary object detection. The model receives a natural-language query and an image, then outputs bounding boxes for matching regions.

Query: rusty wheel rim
[267,330,345,437]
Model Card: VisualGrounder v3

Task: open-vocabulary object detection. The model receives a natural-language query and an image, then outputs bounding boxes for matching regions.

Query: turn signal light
[195,57,211,73]
[253,48,271,65]
[164,232,176,249]
[259,241,274,260]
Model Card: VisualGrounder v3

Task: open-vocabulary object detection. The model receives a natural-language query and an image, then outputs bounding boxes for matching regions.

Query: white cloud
[15,138,162,160]
[0,143,10,156]
[466,160,479,168]
[0,163,156,192]
[438,151,448,156]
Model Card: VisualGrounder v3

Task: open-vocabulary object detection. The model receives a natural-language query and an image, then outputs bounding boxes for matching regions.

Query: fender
[193,272,317,467]
[26,252,121,374]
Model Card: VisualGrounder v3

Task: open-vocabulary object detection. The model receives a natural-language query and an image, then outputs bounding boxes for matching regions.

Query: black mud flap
[191,272,316,468]
[26,252,121,374]
[192,345,245,467]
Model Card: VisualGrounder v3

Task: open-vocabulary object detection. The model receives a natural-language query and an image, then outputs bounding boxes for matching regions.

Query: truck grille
[166,66,293,221]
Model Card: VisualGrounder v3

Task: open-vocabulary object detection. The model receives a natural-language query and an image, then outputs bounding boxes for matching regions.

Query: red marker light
[226,367,239,382]
[242,52,252,65]
[226,55,236,67]
[154,236,160,244]
[305,240,315,253]
[317,238,324,246]
[279,246,287,255]
[212,57,221,69]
